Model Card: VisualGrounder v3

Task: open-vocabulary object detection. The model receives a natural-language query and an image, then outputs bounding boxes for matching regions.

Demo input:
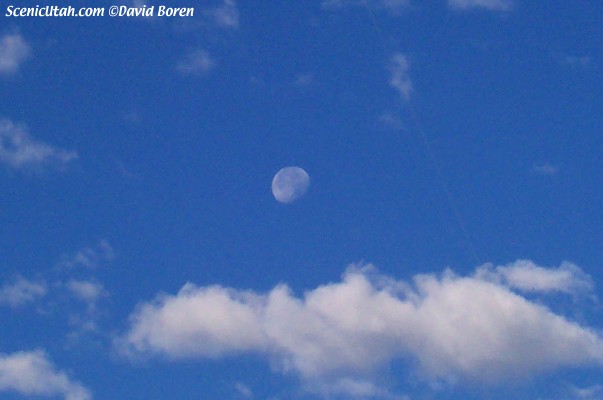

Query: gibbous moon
[271,166,310,203]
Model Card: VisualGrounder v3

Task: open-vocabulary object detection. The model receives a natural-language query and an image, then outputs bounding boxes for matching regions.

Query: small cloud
[378,111,404,131]
[532,163,559,176]
[63,278,109,337]
[58,240,114,270]
[322,0,410,16]
[0,277,46,308]
[562,55,591,68]
[311,378,402,399]
[388,53,412,101]
[123,110,142,124]
[448,0,513,11]
[294,73,315,87]
[66,280,107,305]
[0,33,31,75]
[205,0,239,29]
[235,382,253,398]
[0,119,78,171]
[572,384,603,400]
[0,350,92,400]
[176,49,216,76]
[476,260,594,296]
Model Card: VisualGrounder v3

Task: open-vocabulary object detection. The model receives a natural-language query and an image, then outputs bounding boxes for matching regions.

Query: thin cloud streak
[448,0,513,11]
[322,0,410,16]
[532,163,559,176]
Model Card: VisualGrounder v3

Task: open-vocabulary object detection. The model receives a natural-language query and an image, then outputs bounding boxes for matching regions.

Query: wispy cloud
[293,73,315,87]
[0,241,114,340]
[176,49,216,76]
[205,0,239,29]
[58,240,114,270]
[234,382,253,398]
[448,0,513,11]
[64,279,109,336]
[0,119,78,171]
[322,0,410,16]
[0,350,91,400]
[572,384,603,400]
[0,277,46,308]
[532,163,559,176]
[388,53,412,101]
[55,241,113,336]
[562,55,591,68]
[378,111,404,131]
[477,260,593,296]
[0,33,31,75]
[119,261,603,395]
[66,280,107,306]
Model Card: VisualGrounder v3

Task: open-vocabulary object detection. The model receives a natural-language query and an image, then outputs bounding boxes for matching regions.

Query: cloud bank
[0,350,91,400]
[119,260,603,395]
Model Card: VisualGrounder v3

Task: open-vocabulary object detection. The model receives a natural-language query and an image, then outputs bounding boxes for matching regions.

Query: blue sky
[1,0,603,399]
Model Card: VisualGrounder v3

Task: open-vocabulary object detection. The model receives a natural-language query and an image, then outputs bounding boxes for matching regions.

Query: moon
[271,166,310,203]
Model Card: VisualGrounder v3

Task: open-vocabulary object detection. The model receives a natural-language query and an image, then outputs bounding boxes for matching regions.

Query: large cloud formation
[119,260,603,394]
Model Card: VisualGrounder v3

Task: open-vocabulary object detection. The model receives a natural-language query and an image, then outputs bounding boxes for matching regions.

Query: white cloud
[120,261,603,393]
[0,350,91,400]
[388,53,412,101]
[0,277,46,307]
[66,280,107,305]
[0,119,78,170]
[234,382,253,398]
[322,0,410,16]
[121,284,267,358]
[572,384,603,400]
[448,0,513,11]
[312,377,406,399]
[477,260,594,296]
[62,278,109,337]
[0,33,31,75]
[205,0,239,29]
[176,49,216,76]
[59,240,114,270]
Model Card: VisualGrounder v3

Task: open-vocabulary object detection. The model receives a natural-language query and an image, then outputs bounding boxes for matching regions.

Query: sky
[1,0,603,399]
